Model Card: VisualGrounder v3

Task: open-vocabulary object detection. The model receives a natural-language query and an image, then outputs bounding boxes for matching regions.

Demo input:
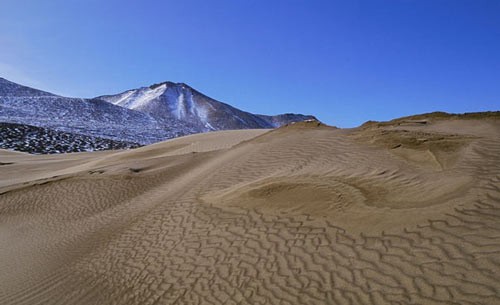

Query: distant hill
[0,77,315,152]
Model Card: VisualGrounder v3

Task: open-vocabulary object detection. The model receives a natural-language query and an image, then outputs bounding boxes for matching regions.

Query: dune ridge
[1,115,500,304]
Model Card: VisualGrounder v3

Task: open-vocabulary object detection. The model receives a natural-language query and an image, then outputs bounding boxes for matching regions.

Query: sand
[1,117,500,304]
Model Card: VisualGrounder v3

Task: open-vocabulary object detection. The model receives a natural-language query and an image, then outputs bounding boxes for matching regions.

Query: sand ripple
[1,118,500,304]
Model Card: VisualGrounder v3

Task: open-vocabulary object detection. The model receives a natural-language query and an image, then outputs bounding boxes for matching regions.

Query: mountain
[97,81,314,131]
[0,77,316,149]
[0,78,177,145]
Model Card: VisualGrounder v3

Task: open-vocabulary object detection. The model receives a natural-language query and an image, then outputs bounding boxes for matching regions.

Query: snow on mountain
[98,81,316,132]
[0,77,316,152]
[103,84,167,110]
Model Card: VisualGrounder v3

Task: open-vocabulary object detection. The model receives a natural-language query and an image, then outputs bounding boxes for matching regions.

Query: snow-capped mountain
[98,81,314,131]
[0,77,315,148]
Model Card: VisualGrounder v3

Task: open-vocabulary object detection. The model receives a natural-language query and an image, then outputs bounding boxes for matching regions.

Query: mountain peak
[149,81,175,90]
[97,81,315,131]
[148,81,192,90]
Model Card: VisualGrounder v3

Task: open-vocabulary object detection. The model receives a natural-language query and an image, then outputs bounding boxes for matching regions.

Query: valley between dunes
[1,114,500,305]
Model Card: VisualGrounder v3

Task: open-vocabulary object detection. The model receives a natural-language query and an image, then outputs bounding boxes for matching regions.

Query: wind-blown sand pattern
[1,116,500,304]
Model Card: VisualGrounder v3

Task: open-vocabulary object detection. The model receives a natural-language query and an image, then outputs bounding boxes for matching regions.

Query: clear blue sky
[1,0,499,127]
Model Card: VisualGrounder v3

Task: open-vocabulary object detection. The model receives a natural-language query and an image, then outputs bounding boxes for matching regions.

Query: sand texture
[1,117,500,305]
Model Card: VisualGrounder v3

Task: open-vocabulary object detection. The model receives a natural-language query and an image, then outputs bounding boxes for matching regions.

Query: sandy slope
[1,117,500,305]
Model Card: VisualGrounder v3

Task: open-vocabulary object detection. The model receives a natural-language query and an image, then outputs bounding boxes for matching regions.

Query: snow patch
[176,91,186,119]
[205,122,216,131]
[109,84,167,109]
[111,90,135,106]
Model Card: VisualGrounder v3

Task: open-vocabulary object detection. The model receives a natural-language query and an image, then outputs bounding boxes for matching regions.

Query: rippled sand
[1,115,500,305]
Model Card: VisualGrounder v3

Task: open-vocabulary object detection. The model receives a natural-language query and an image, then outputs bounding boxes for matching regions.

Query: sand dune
[1,115,500,304]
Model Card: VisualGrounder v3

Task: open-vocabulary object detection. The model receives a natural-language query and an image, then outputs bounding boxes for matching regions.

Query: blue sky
[1,0,499,127]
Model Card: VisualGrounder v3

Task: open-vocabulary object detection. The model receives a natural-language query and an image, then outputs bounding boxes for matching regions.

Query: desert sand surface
[1,114,500,305]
